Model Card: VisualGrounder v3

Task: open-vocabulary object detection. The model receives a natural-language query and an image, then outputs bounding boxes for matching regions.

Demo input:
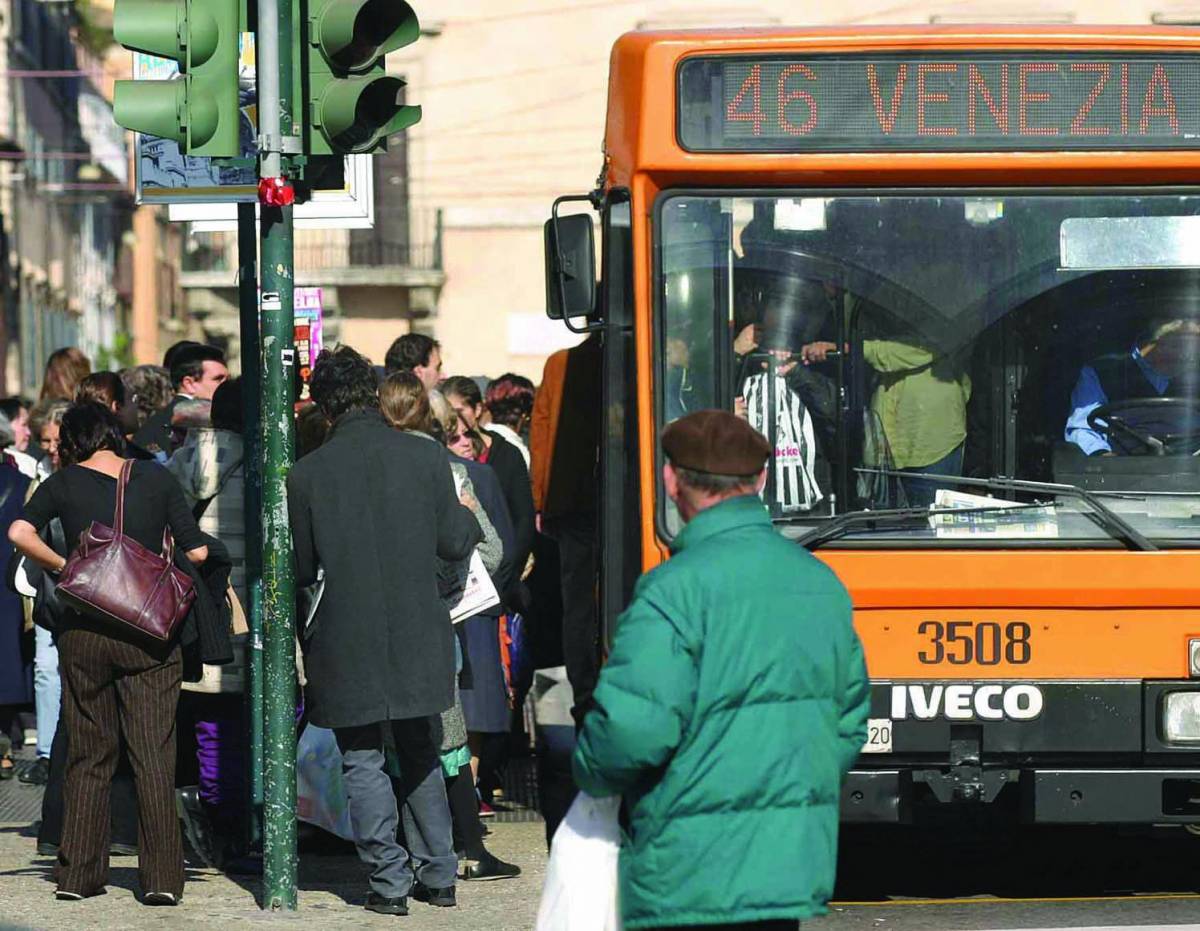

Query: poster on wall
[133,44,258,203]
[134,42,374,229]
[293,288,325,401]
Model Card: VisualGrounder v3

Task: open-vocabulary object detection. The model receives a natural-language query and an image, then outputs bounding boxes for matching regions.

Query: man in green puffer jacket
[573,410,870,931]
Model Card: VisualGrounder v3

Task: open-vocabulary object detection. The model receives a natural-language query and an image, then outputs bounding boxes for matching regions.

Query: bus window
[656,191,1200,546]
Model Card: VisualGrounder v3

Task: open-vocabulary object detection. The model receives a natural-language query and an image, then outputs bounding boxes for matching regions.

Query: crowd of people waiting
[0,332,597,913]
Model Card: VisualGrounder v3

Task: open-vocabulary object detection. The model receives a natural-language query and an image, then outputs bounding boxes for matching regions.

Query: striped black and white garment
[743,372,824,513]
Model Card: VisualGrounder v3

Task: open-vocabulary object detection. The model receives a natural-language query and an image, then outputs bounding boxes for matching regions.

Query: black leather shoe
[175,787,219,868]
[460,849,521,881]
[365,893,408,916]
[412,882,456,907]
[18,756,49,786]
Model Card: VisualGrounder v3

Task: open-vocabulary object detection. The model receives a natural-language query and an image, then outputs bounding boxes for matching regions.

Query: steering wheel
[1087,397,1200,455]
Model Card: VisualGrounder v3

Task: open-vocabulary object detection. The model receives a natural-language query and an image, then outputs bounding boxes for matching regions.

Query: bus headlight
[1191,639,1200,676]
[1164,693,1200,742]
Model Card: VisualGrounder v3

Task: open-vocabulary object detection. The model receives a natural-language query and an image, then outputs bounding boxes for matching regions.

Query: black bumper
[842,767,1200,824]
[841,680,1200,824]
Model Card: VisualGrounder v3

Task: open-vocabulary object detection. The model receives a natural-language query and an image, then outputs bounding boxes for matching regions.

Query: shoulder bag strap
[114,458,134,536]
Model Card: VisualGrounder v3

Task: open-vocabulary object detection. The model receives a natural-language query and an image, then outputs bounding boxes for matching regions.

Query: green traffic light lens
[317,75,419,153]
[316,0,419,73]
[331,76,401,151]
[113,77,188,145]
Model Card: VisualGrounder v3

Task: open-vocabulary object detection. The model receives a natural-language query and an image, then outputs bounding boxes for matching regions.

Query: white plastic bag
[536,793,623,931]
[295,724,354,841]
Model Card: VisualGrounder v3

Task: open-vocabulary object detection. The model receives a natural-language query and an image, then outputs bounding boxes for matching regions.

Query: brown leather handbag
[56,459,197,642]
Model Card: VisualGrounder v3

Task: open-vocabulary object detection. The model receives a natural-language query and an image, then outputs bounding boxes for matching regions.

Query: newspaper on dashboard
[930,489,1059,539]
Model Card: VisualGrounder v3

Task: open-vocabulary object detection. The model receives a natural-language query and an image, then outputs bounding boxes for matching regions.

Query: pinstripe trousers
[56,624,184,898]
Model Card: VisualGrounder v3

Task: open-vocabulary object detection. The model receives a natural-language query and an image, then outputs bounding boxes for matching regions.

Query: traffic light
[303,0,422,155]
[112,0,242,157]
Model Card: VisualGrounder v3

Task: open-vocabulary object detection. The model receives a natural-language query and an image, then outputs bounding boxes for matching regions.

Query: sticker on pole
[261,292,282,311]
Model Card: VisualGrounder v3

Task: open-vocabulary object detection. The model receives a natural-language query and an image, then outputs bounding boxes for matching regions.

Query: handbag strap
[113,459,134,535]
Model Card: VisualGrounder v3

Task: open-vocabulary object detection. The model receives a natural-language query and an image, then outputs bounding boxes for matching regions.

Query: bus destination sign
[677,54,1200,152]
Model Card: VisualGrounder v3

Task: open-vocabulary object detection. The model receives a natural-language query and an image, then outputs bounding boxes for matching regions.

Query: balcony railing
[182,209,443,284]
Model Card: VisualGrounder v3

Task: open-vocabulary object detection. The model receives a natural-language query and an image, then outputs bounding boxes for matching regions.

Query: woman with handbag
[7,402,208,905]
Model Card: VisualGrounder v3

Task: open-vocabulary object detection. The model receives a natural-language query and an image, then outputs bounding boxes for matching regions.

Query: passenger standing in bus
[806,325,972,507]
[573,410,869,931]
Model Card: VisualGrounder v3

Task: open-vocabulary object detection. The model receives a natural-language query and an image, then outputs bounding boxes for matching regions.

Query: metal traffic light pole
[237,200,265,857]
[256,0,298,910]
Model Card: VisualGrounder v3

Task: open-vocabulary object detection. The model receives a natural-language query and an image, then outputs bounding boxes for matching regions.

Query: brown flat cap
[662,410,771,476]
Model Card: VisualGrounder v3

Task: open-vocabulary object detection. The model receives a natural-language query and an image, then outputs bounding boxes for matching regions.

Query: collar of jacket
[670,494,771,554]
[329,408,385,436]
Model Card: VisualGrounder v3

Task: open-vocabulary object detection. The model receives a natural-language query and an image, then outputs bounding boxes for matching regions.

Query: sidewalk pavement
[0,819,548,930]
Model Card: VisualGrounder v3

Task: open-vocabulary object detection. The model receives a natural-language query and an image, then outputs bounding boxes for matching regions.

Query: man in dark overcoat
[288,346,482,915]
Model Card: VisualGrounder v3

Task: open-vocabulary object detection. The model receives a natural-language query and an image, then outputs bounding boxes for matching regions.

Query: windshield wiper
[848,469,1157,552]
[797,502,1053,550]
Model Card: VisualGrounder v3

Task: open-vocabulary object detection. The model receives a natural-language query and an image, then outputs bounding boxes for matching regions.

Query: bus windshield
[658,191,1200,545]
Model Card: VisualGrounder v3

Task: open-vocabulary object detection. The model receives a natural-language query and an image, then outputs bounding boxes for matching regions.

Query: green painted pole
[236,200,264,855]
[258,0,298,909]
[259,203,296,910]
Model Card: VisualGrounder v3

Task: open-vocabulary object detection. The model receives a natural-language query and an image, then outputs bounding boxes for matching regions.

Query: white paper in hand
[536,793,623,931]
[449,549,501,623]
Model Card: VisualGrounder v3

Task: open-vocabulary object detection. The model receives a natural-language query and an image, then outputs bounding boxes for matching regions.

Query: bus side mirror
[544,212,596,321]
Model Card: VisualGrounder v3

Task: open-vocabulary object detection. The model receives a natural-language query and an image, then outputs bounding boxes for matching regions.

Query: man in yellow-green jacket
[573,410,870,931]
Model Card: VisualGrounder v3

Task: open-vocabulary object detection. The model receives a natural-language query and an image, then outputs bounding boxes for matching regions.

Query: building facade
[0,0,134,393]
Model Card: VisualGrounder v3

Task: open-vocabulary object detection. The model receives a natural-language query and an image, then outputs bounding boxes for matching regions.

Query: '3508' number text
[917,621,1032,666]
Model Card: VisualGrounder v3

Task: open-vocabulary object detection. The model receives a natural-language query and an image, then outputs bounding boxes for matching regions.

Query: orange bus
[545,25,1200,828]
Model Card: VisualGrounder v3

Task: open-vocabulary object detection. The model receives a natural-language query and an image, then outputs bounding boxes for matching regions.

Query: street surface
[810,822,1200,930]
[0,817,548,929]
[5,748,1200,929]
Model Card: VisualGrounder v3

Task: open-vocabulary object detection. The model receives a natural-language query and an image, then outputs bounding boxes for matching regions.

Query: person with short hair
[133,345,228,458]
[29,399,69,476]
[484,374,534,467]
[120,366,173,434]
[0,397,37,478]
[572,409,870,931]
[1066,315,1200,456]
[287,346,482,915]
[8,402,209,905]
[166,377,249,868]
[161,340,201,372]
[384,333,443,390]
[0,397,31,453]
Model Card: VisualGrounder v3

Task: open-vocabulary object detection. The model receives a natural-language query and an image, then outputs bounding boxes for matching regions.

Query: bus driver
[1065,317,1200,456]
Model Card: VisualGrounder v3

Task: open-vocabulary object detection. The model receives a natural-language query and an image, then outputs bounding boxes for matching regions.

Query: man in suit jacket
[133,343,229,458]
[287,346,481,916]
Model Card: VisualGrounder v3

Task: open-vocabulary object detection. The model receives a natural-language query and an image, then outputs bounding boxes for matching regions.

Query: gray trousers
[334,716,456,897]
